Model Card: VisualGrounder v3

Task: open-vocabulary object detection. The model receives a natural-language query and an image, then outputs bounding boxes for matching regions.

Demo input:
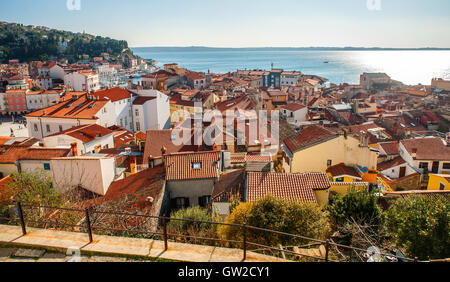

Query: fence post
[242,223,247,261]
[162,217,168,251]
[85,208,93,243]
[325,239,330,262]
[17,202,26,235]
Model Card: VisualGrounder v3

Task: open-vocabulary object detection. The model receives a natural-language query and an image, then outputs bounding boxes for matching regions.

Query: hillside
[0,22,134,64]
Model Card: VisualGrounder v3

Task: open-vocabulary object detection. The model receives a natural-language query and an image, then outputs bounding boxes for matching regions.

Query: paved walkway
[0,225,288,262]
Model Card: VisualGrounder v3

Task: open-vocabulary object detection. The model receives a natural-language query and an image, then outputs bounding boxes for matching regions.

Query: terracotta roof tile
[283,125,338,153]
[46,124,113,143]
[377,156,406,172]
[401,138,450,161]
[247,172,330,203]
[26,93,108,120]
[281,103,306,112]
[165,151,221,181]
[92,87,131,102]
[326,163,361,178]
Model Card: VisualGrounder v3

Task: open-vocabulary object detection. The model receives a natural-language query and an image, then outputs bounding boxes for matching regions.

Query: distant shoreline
[132,46,450,52]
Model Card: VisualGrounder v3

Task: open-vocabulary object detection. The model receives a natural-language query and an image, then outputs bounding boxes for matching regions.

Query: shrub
[168,206,220,234]
[385,195,450,260]
[218,195,330,247]
[327,189,382,230]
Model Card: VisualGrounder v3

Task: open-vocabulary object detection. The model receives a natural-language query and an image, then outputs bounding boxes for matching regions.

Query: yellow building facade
[283,135,377,174]
[427,174,450,191]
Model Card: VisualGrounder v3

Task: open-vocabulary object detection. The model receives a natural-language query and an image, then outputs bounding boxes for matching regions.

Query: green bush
[385,195,450,260]
[218,195,330,247]
[327,189,382,229]
[168,206,219,234]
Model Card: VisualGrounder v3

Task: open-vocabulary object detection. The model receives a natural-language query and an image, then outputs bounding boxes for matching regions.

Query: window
[419,162,428,170]
[443,163,450,170]
[59,125,63,132]
[135,109,139,117]
[440,182,446,191]
[33,124,38,132]
[43,163,50,171]
[192,162,202,170]
[173,197,190,209]
[336,177,344,183]
[327,160,332,167]
[135,122,140,131]
[198,196,211,208]
[46,124,51,132]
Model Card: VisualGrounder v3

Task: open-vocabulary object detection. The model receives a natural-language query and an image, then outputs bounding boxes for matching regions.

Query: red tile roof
[282,103,306,112]
[283,125,338,153]
[46,124,113,143]
[143,129,199,161]
[85,166,165,212]
[165,151,221,181]
[326,163,361,178]
[26,93,108,120]
[247,172,330,203]
[0,147,71,163]
[379,142,399,156]
[135,131,146,141]
[401,138,450,161]
[92,87,131,102]
[133,96,156,105]
[377,156,406,172]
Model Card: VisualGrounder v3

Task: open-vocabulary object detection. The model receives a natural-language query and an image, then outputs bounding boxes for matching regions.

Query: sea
[131,47,450,86]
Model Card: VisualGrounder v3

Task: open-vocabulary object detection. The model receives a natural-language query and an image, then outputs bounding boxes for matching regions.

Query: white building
[64,71,100,92]
[281,71,302,86]
[92,88,133,131]
[50,156,117,195]
[25,92,117,139]
[281,103,308,126]
[36,76,53,90]
[399,137,450,175]
[42,124,115,156]
[129,89,171,132]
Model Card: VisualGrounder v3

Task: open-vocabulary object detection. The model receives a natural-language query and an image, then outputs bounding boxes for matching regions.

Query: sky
[1,0,450,48]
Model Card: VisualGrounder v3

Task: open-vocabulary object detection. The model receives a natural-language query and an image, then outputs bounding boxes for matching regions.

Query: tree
[5,170,79,229]
[385,195,450,260]
[218,195,330,248]
[327,189,382,230]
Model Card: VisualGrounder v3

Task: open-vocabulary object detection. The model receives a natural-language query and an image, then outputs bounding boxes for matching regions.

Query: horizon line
[130,46,450,50]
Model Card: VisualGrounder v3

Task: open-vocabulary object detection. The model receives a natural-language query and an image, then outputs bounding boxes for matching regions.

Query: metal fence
[3,202,417,262]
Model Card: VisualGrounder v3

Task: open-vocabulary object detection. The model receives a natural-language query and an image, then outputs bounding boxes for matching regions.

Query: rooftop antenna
[271,62,274,70]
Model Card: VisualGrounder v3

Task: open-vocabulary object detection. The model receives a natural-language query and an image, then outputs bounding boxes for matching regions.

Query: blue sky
[1,0,450,48]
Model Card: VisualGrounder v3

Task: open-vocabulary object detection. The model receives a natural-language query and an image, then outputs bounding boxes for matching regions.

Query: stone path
[0,224,288,262]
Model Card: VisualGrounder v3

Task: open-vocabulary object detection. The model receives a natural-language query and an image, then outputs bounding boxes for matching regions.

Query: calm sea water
[131,48,450,85]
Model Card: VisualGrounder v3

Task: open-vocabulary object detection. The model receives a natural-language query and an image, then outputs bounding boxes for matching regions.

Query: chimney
[161,146,167,164]
[71,142,78,156]
[411,148,417,159]
[360,131,369,147]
